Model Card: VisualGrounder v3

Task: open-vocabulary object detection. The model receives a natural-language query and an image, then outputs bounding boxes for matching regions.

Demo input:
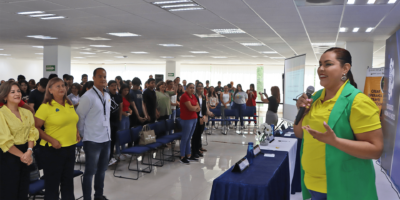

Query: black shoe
[180,157,190,165]
[197,152,204,157]
[94,196,109,200]
[187,156,199,162]
[193,154,200,158]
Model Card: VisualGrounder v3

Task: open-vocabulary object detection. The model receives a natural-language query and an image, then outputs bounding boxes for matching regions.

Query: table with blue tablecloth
[210,150,290,200]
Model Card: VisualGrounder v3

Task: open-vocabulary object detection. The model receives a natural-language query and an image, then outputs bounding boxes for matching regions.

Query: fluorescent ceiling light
[347,0,355,4]
[83,37,111,41]
[181,55,195,57]
[211,56,227,58]
[0,54,11,56]
[41,16,66,20]
[270,57,285,59]
[80,52,96,55]
[160,56,174,58]
[32,46,43,48]
[90,45,111,47]
[0,49,3,51]
[27,35,57,39]
[153,0,192,5]
[388,0,396,4]
[190,51,209,54]
[104,60,114,61]
[30,14,55,17]
[339,27,347,32]
[352,27,359,32]
[169,7,204,11]
[367,0,375,4]
[159,44,182,47]
[241,43,265,46]
[311,43,336,46]
[35,53,43,55]
[260,51,278,54]
[251,56,258,57]
[212,29,245,34]
[107,32,140,37]
[86,56,97,57]
[161,4,198,8]
[193,34,224,38]
[73,57,85,59]
[131,52,148,54]
[115,56,126,58]
[366,27,374,32]
[18,11,44,15]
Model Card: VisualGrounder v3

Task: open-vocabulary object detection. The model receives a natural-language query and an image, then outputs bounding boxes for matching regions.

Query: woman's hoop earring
[341,74,347,81]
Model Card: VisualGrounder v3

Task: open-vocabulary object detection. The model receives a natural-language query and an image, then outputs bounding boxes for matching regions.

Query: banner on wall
[363,67,384,112]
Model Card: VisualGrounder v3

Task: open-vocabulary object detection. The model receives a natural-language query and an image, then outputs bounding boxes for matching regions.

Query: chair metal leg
[113,154,152,180]
[160,142,176,162]
[202,130,208,146]
[142,149,164,167]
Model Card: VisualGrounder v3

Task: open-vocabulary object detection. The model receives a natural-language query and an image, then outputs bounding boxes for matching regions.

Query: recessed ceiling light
[107,32,140,37]
[73,57,85,59]
[181,55,195,57]
[89,45,111,48]
[18,11,44,15]
[212,29,245,34]
[83,37,111,41]
[35,53,43,55]
[169,7,204,11]
[211,56,227,58]
[193,34,224,38]
[0,54,11,56]
[86,56,97,57]
[347,0,355,4]
[270,57,285,59]
[80,52,96,54]
[260,51,278,54]
[190,51,209,54]
[251,56,258,57]
[30,14,55,17]
[115,56,126,58]
[159,44,182,47]
[388,0,396,4]
[41,16,66,20]
[241,43,265,46]
[367,0,375,4]
[0,49,3,51]
[339,27,347,32]
[161,3,198,8]
[131,52,148,54]
[352,27,359,32]
[366,27,374,32]
[160,56,174,58]
[153,0,192,5]
[32,46,44,48]
[27,35,57,39]
[311,43,336,46]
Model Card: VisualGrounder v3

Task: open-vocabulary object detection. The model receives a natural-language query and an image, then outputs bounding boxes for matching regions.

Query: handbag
[139,125,156,145]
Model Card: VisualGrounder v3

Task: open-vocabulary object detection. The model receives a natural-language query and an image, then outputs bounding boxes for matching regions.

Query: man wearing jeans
[76,68,111,200]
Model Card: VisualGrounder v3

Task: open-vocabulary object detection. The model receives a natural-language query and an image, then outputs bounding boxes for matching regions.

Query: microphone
[294,86,315,125]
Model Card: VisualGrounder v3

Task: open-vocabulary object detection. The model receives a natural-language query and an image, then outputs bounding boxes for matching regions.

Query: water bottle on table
[247,142,254,165]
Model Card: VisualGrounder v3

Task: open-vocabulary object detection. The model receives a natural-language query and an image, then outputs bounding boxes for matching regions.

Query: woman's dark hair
[29,79,36,89]
[195,82,205,99]
[18,80,30,96]
[0,81,22,104]
[271,86,281,103]
[71,83,81,95]
[80,81,94,96]
[177,84,184,95]
[156,81,165,91]
[208,86,217,98]
[43,78,73,106]
[234,84,243,97]
[120,84,131,101]
[115,76,123,84]
[250,84,255,91]
[324,47,357,88]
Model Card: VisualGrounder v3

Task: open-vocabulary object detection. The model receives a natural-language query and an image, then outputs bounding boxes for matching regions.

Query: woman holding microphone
[0,81,39,200]
[293,47,383,200]
[35,78,81,200]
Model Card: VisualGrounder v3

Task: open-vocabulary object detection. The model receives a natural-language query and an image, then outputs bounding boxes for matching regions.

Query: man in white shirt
[76,68,111,200]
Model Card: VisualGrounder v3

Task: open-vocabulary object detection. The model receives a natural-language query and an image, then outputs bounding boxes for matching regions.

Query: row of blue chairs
[113,118,184,180]
[208,106,258,134]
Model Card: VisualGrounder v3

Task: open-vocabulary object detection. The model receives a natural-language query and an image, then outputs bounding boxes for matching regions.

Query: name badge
[103,121,108,127]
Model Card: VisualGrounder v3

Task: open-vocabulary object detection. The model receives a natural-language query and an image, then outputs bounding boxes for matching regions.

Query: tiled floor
[71,127,400,200]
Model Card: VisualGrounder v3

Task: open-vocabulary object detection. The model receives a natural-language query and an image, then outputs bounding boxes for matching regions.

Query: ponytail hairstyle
[323,47,357,88]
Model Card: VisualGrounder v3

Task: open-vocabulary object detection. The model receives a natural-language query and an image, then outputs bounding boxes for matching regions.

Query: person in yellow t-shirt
[293,48,383,200]
[0,81,39,200]
[34,77,80,200]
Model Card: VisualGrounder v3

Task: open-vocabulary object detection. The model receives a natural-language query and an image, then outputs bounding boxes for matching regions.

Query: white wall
[0,59,43,81]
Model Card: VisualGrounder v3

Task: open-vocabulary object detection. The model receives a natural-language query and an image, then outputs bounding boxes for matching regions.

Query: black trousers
[0,144,30,200]
[42,144,76,200]
[158,115,169,121]
[191,118,205,155]
[110,123,119,161]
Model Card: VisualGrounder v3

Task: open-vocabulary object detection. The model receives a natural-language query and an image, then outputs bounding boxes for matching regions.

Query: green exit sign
[46,65,55,71]
[168,73,174,77]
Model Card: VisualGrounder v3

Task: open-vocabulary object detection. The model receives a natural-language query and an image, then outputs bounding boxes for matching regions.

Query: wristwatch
[27,148,33,152]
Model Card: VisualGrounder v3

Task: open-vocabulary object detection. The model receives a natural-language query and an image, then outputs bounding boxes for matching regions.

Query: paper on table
[264,153,275,157]
[239,159,249,170]
[284,133,292,136]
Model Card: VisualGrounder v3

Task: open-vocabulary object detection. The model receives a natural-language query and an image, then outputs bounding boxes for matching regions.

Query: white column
[345,42,373,92]
[43,46,71,79]
[165,61,180,81]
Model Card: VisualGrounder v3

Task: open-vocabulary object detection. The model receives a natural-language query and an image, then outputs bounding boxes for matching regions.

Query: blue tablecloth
[279,128,302,194]
[210,150,290,200]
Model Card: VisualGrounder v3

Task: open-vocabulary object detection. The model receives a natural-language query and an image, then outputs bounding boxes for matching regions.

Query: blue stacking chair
[154,119,182,162]
[208,108,223,135]
[242,106,258,134]
[75,141,84,170]
[28,153,45,200]
[140,123,165,167]
[113,128,152,180]
[223,109,240,134]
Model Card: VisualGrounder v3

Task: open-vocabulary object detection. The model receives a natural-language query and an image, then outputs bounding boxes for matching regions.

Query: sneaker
[94,196,109,200]
[193,154,200,158]
[117,154,126,161]
[180,157,190,165]
[108,158,117,166]
[197,152,204,157]
[187,157,199,162]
